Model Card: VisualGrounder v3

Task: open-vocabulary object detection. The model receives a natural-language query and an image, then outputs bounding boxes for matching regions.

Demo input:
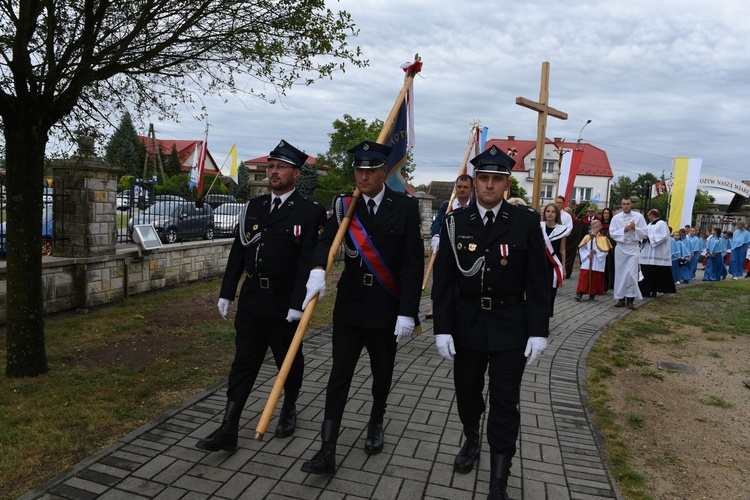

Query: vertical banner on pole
[667,157,702,231]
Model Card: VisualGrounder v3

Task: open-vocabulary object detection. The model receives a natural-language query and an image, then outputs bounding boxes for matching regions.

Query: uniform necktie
[368,199,376,218]
[485,210,494,234]
[271,197,281,214]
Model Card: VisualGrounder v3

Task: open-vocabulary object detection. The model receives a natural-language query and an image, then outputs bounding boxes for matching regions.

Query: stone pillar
[51,139,119,258]
[412,190,434,256]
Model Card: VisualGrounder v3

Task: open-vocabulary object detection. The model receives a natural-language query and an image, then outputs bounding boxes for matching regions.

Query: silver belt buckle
[363,273,374,286]
[259,277,270,289]
[481,297,492,310]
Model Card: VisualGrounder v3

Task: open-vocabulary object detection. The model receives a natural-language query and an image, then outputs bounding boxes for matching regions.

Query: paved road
[22,272,637,499]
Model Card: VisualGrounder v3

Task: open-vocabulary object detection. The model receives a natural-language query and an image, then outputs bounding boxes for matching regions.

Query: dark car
[204,194,237,209]
[128,201,214,243]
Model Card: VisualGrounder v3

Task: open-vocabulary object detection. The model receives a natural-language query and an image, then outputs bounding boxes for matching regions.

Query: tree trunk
[4,118,49,377]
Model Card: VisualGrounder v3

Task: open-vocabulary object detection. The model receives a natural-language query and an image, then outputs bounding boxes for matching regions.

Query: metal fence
[694,212,747,238]
[0,176,66,258]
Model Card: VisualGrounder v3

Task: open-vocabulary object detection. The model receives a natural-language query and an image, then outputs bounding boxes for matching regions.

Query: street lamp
[576,119,592,149]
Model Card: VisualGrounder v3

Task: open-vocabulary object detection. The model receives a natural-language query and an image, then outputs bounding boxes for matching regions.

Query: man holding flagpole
[195,140,325,452]
[300,140,423,475]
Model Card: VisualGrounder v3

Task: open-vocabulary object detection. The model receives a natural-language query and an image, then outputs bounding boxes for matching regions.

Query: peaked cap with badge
[348,140,392,169]
[268,140,307,168]
[469,144,516,175]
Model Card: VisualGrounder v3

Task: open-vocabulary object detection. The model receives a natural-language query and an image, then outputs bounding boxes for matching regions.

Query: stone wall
[0,239,233,324]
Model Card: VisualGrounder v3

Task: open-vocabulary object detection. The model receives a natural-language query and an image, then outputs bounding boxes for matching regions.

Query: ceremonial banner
[385,99,410,192]
[667,157,702,231]
[557,148,584,207]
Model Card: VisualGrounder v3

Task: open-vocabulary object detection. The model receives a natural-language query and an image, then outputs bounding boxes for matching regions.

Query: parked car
[213,202,244,237]
[204,193,237,209]
[0,205,54,256]
[128,201,214,243]
[116,189,150,210]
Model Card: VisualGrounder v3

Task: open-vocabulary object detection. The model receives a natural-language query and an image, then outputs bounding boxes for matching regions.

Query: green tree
[609,175,635,209]
[296,162,319,198]
[233,162,251,201]
[163,144,183,177]
[1,0,365,377]
[314,114,416,198]
[105,112,144,176]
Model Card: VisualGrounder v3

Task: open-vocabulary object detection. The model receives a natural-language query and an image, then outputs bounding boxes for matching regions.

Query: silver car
[213,202,244,237]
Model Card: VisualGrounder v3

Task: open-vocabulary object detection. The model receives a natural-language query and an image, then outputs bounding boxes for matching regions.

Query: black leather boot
[195,401,242,452]
[300,420,340,474]
[487,453,512,500]
[454,425,480,472]
[275,400,297,438]
[364,420,384,454]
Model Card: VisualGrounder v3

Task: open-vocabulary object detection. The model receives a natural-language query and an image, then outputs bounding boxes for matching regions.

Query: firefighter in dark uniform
[433,145,550,500]
[300,141,424,475]
[195,140,325,452]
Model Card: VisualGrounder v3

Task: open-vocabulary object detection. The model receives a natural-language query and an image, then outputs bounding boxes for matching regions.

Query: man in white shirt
[609,198,647,309]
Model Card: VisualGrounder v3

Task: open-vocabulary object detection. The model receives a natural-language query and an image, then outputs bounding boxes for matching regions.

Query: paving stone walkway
[22,270,641,500]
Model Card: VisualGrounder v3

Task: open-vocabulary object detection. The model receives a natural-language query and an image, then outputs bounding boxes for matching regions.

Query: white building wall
[510,143,611,210]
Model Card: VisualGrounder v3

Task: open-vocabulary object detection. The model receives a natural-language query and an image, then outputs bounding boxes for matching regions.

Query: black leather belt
[246,274,290,290]
[462,293,525,310]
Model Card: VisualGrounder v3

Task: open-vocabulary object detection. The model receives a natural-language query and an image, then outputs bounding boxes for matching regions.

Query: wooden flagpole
[422,123,478,291]
[253,56,423,440]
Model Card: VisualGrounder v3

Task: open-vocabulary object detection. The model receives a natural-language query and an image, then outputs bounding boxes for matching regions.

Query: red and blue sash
[342,196,400,299]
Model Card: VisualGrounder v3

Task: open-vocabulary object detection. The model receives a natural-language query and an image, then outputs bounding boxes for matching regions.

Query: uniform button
[487,287,493,292]
[486,267,491,272]
[485,249,489,253]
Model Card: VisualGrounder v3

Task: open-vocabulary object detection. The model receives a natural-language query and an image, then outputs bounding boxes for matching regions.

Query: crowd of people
[196,139,748,500]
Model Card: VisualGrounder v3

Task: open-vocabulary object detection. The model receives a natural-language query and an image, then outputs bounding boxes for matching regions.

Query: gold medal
[469,243,477,252]
[252,224,259,231]
[457,242,463,250]
[246,232,252,239]
[501,258,508,266]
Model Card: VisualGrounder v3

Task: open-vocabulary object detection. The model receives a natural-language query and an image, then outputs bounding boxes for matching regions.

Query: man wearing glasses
[195,140,326,452]
[581,206,601,226]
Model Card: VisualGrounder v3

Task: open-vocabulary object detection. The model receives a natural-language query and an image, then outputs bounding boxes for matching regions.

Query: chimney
[507,135,515,141]
[553,137,562,143]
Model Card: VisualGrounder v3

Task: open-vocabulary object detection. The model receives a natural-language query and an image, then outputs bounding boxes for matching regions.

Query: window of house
[541,184,554,199]
[542,160,556,174]
[573,187,593,201]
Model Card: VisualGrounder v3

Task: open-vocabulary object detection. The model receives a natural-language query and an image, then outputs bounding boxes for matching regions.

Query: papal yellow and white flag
[222,144,238,183]
[667,157,702,231]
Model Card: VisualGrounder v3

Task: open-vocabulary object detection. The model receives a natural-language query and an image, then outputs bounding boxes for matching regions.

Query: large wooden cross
[516,62,568,209]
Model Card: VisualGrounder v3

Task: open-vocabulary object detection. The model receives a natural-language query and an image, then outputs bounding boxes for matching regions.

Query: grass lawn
[0,276,337,499]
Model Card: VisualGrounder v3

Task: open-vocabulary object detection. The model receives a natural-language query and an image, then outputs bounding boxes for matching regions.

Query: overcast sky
[140,0,750,203]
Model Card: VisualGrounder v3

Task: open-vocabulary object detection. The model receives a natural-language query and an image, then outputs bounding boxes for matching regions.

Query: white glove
[285,309,303,323]
[431,234,440,254]
[435,334,456,361]
[394,315,415,343]
[524,337,548,365]
[302,269,326,309]
[217,298,231,321]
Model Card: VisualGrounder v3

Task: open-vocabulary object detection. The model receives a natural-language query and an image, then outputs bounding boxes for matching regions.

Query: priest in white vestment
[608,198,647,309]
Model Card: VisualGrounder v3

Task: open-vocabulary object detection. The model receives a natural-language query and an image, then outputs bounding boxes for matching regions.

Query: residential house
[138,136,221,177]
[486,136,613,210]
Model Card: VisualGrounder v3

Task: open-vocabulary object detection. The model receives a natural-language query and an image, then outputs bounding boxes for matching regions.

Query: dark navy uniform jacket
[220,191,326,318]
[312,186,424,330]
[433,201,550,352]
